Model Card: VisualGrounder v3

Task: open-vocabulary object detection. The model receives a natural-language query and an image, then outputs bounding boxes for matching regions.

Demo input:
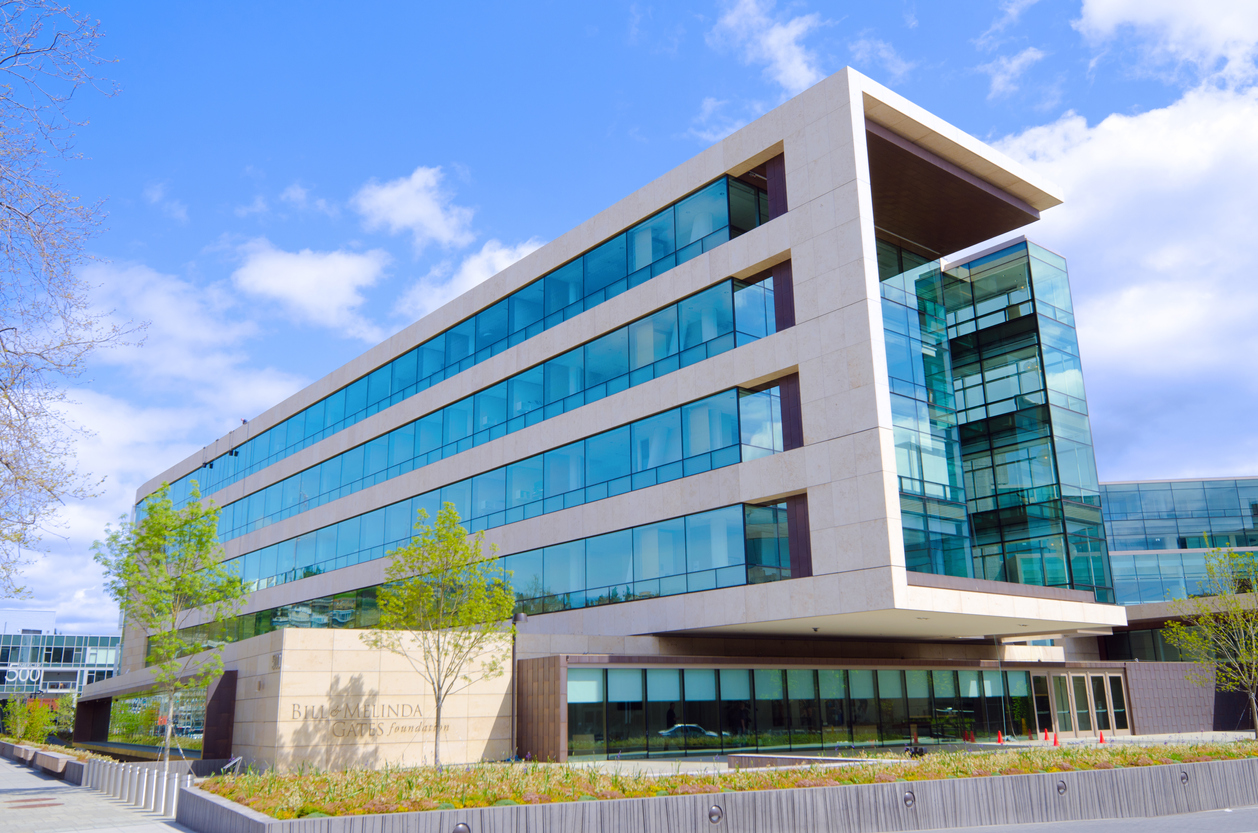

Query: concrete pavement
[0,758,190,833]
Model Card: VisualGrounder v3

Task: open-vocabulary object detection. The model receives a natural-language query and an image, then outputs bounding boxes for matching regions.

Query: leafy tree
[361,503,515,767]
[0,1,139,596]
[50,693,75,737]
[93,481,245,770]
[1164,546,1258,739]
[2,697,53,743]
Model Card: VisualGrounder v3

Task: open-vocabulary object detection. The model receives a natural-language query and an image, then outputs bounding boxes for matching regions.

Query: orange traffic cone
[1043,729,1049,741]
[1053,733,1059,747]
[997,730,1004,744]
[1099,731,1105,744]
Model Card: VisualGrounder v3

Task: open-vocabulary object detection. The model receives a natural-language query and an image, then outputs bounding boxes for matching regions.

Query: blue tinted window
[586,426,632,484]
[634,517,687,580]
[632,410,682,472]
[586,530,633,589]
[156,176,768,512]
[585,329,629,387]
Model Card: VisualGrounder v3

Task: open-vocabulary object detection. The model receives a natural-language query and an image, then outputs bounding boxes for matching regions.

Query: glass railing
[157,176,770,511]
[214,278,777,542]
[223,384,785,591]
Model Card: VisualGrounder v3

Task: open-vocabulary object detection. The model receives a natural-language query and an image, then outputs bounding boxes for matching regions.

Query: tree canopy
[94,481,245,768]
[362,503,516,767]
[0,1,138,596]
[1164,546,1258,739]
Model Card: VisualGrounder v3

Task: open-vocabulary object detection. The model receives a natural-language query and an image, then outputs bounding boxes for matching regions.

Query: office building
[80,68,1226,766]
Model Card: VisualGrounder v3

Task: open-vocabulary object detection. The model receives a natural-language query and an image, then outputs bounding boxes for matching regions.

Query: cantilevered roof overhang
[861,87,1064,258]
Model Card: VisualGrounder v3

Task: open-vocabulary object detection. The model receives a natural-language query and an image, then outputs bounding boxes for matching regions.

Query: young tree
[0,2,139,596]
[93,482,245,771]
[1163,546,1258,740]
[361,503,515,767]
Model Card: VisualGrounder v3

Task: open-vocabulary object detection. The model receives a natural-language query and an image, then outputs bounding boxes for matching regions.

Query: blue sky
[26,0,1258,632]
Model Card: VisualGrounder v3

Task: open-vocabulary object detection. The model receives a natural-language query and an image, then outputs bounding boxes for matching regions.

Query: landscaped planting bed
[200,741,1258,819]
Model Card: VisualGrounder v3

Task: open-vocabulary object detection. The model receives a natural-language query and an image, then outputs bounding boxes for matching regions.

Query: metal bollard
[133,767,148,807]
[128,764,139,804]
[105,762,114,795]
[111,762,120,797]
[85,759,94,789]
[117,764,128,800]
[153,770,167,815]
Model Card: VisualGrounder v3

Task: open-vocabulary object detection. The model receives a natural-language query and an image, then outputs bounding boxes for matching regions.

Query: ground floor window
[563,665,1096,759]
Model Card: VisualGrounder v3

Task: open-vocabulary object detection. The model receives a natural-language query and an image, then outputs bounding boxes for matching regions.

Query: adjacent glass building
[1100,477,1258,606]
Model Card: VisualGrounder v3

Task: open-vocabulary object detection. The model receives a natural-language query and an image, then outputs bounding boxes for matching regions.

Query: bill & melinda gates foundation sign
[289,701,450,740]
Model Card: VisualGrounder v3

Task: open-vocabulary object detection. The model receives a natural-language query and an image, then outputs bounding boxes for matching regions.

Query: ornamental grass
[201,741,1258,819]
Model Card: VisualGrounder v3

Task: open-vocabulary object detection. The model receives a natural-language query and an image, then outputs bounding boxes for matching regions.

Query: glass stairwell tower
[880,238,1113,602]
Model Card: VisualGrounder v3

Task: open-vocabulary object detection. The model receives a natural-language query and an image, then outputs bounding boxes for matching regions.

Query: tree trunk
[164,690,175,774]
[434,698,442,768]
[1250,690,1258,741]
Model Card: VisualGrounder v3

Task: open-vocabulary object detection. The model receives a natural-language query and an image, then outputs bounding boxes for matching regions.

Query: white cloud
[399,238,544,322]
[351,166,475,255]
[231,238,391,342]
[28,261,313,632]
[234,194,268,218]
[976,0,1042,50]
[1076,0,1258,85]
[978,46,1047,98]
[142,182,189,223]
[685,96,754,143]
[84,260,305,415]
[995,85,1258,478]
[850,35,916,84]
[707,0,826,98]
[280,182,339,217]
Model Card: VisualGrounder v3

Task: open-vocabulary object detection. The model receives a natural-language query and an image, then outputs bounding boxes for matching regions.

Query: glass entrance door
[1046,672,1131,738]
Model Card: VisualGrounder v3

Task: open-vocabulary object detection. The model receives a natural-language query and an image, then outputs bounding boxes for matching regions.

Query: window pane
[477,299,508,350]
[509,366,545,418]
[676,179,729,247]
[510,280,545,334]
[586,425,631,485]
[585,329,629,387]
[628,307,679,370]
[506,456,543,509]
[627,209,675,273]
[634,517,687,580]
[584,235,627,295]
[545,261,583,314]
[680,282,734,350]
[632,409,683,472]
[544,349,583,404]
[682,391,739,456]
[686,506,745,572]
[544,442,585,498]
[586,530,633,592]
[544,541,585,597]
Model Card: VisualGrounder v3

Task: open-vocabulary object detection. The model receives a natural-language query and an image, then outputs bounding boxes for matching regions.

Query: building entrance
[1034,673,1130,739]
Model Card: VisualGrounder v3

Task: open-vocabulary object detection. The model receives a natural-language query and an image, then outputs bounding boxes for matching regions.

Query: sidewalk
[0,758,190,833]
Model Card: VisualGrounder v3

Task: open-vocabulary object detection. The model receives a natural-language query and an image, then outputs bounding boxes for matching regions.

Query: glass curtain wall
[566,667,1038,760]
[215,278,777,543]
[223,384,785,592]
[879,239,1113,601]
[1101,478,1258,605]
[159,177,769,512]
[153,502,791,663]
[879,242,972,578]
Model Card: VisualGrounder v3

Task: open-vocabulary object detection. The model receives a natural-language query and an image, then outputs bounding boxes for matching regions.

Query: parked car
[657,724,722,739]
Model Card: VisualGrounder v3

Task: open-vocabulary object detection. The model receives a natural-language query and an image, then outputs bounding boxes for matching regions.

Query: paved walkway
[0,758,190,833]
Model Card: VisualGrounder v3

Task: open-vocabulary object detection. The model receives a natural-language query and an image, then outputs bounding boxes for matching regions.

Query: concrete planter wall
[178,756,1258,833]
[0,739,85,783]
